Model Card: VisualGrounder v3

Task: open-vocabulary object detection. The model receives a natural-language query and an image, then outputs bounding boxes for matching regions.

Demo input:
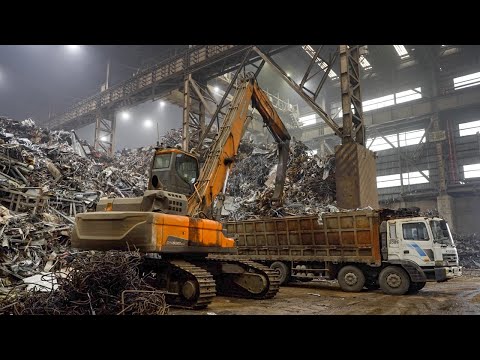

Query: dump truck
[224,207,462,295]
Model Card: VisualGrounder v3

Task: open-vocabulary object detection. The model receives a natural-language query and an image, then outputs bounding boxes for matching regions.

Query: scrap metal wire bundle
[0,251,169,315]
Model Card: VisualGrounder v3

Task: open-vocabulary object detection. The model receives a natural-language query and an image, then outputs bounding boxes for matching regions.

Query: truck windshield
[175,153,199,184]
[153,154,172,169]
[430,220,454,245]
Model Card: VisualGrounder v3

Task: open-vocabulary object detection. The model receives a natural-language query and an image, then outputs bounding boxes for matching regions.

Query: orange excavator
[71,74,291,308]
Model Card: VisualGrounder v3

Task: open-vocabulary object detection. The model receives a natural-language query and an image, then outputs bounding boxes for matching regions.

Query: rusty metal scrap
[453,233,480,269]
[225,140,336,220]
[0,250,168,315]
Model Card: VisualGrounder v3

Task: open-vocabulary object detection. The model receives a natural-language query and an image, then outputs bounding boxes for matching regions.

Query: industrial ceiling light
[144,119,153,128]
[393,45,409,59]
[159,101,166,107]
[66,45,81,52]
[101,136,108,142]
[121,111,130,120]
[214,86,220,93]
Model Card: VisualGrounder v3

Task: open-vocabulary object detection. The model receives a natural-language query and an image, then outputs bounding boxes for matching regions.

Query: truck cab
[385,216,462,282]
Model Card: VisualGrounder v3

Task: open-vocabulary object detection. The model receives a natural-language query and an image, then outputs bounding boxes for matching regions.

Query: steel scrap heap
[224,139,337,220]
[452,233,480,269]
[0,116,166,314]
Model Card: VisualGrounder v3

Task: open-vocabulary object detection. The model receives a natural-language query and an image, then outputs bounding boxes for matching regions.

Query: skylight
[302,45,338,79]
[453,71,480,90]
[359,55,372,70]
[459,120,480,136]
[464,163,480,179]
[393,45,409,59]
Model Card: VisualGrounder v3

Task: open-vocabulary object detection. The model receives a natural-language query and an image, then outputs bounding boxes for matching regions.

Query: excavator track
[201,257,280,300]
[141,258,216,309]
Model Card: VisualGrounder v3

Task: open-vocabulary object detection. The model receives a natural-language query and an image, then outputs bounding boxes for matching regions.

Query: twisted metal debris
[0,251,168,315]
[225,140,336,220]
[453,233,480,269]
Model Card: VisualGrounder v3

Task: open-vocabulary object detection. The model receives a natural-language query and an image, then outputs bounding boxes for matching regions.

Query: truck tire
[407,281,426,294]
[337,265,365,292]
[270,262,290,285]
[379,266,410,295]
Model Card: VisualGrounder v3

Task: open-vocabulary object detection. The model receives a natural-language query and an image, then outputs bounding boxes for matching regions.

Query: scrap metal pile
[225,139,336,220]
[453,233,480,269]
[0,250,168,315]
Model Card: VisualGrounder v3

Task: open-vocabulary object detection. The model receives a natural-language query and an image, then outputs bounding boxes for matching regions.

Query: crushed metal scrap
[453,233,480,269]
[224,139,336,220]
[0,250,168,315]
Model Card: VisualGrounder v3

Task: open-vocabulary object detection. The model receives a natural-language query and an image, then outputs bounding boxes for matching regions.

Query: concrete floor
[170,274,480,315]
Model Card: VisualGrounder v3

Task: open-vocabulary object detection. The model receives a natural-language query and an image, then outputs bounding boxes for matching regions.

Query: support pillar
[437,194,455,231]
[182,74,191,151]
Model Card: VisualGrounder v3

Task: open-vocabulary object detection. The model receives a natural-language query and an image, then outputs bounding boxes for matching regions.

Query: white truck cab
[386,216,462,282]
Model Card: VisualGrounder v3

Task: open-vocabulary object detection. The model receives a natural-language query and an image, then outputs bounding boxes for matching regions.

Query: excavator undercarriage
[140,256,279,309]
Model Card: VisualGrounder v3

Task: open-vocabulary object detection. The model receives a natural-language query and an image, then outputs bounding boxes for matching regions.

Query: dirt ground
[170,273,480,315]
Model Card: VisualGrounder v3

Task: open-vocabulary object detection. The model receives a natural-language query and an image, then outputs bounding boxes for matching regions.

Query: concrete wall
[454,195,480,233]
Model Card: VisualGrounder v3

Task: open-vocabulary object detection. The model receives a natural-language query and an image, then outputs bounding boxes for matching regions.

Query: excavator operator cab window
[153,154,172,169]
[175,153,199,184]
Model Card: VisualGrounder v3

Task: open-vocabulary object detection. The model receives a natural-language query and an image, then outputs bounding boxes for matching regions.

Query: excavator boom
[188,74,291,218]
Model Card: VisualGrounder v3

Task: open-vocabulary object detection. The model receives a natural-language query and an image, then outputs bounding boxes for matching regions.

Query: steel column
[339,45,365,145]
[93,111,116,156]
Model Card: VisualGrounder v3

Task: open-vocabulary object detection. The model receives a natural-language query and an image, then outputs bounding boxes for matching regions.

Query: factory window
[363,94,395,112]
[367,134,398,152]
[377,174,401,188]
[377,170,429,188]
[402,170,429,185]
[459,120,480,136]
[367,129,425,152]
[399,129,425,147]
[299,114,316,127]
[454,71,480,90]
[395,88,422,104]
[463,163,480,179]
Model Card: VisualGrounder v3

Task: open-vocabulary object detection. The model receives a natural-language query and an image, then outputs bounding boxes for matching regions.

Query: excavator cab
[148,147,199,196]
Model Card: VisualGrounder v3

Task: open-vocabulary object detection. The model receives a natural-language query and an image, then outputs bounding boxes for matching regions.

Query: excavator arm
[188,74,291,218]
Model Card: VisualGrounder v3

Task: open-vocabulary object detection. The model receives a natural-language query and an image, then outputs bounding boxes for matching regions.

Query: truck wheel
[337,265,365,292]
[379,266,410,295]
[270,262,290,285]
[407,281,426,294]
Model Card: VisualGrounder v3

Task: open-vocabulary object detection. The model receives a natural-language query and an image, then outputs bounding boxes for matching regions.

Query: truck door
[398,221,435,266]
[386,220,401,260]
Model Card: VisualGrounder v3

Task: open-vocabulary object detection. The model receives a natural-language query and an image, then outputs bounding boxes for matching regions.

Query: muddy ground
[171,272,480,315]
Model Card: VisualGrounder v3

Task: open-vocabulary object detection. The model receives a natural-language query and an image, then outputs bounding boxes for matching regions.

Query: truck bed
[225,210,382,265]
